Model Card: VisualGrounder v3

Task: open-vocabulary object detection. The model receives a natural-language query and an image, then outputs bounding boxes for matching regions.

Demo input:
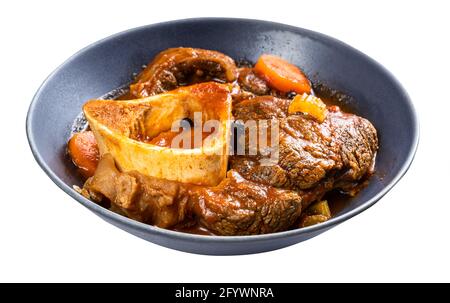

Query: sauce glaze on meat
[69,48,378,236]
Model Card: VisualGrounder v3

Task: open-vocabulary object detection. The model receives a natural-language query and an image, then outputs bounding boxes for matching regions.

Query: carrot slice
[68,131,99,178]
[254,54,311,94]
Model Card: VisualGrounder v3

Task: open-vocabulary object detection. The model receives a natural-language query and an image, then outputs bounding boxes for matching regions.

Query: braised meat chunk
[230,96,378,192]
[81,155,322,235]
[189,170,304,235]
[81,154,189,228]
[237,67,271,96]
[130,48,238,98]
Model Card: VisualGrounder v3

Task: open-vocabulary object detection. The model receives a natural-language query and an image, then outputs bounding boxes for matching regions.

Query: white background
[1,0,449,282]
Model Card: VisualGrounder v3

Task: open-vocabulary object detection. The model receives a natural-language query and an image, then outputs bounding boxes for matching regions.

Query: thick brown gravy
[323,189,353,216]
[66,43,380,238]
[71,81,364,236]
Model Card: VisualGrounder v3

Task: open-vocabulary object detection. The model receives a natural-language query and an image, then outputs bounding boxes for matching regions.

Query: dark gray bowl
[26,18,419,255]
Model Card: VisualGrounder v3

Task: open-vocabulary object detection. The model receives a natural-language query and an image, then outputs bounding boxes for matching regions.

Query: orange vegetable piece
[288,93,328,123]
[254,54,311,94]
[67,131,99,178]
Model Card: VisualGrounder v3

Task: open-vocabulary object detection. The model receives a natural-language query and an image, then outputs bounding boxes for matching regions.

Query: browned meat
[82,154,332,235]
[129,48,238,98]
[81,155,316,235]
[81,154,189,228]
[189,170,304,235]
[232,95,290,119]
[326,107,378,191]
[230,96,378,192]
[237,67,270,96]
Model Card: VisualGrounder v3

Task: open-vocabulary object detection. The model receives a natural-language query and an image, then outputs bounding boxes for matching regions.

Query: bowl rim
[26,17,420,243]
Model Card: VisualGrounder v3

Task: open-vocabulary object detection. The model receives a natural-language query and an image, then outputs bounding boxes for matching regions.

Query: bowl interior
[27,18,418,239]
